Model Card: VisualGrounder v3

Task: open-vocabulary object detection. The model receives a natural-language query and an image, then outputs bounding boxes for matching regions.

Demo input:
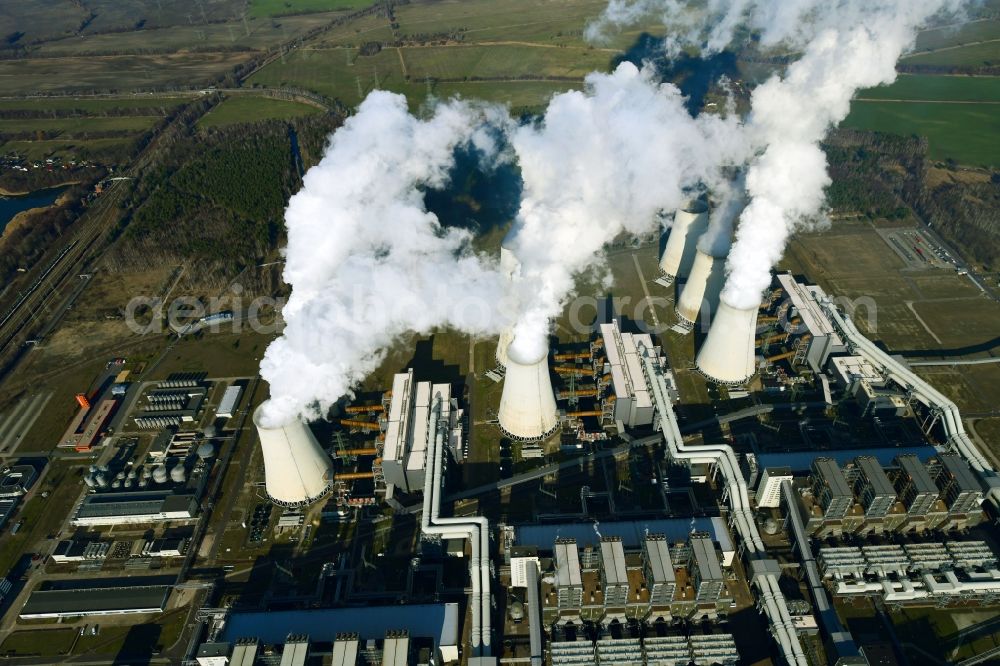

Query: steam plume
[258,92,510,426]
[589,0,966,308]
[504,62,745,362]
[697,175,745,257]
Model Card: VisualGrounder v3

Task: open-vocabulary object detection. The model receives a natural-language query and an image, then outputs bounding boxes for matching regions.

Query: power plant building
[382,370,462,493]
[253,406,334,507]
[756,467,793,509]
[892,454,940,517]
[690,535,725,603]
[600,322,657,427]
[554,539,583,616]
[847,456,897,518]
[71,491,198,526]
[811,458,855,520]
[643,535,676,608]
[929,453,983,516]
[775,273,847,371]
[599,537,629,612]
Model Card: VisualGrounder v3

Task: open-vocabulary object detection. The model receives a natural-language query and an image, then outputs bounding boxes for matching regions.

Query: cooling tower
[253,405,334,507]
[495,327,515,368]
[659,199,709,284]
[695,301,759,385]
[675,250,727,328]
[497,348,559,442]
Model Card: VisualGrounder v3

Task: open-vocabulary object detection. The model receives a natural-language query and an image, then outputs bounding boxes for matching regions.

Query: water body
[0,186,67,236]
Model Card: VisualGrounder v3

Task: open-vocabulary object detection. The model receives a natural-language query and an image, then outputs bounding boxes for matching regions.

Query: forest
[825,128,1000,269]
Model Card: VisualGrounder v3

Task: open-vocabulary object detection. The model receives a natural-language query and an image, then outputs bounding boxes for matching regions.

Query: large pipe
[820,299,993,473]
[659,199,709,284]
[339,419,381,431]
[553,351,592,361]
[253,406,334,507]
[344,404,385,414]
[422,392,492,654]
[637,345,808,665]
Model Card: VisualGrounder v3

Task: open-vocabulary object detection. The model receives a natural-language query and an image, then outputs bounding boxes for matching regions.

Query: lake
[0,186,67,236]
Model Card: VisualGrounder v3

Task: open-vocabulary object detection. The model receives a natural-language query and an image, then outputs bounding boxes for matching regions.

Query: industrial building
[818,540,1000,604]
[811,458,856,520]
[0,463,37,497]
[549,633,739,665]
[600,321,657,427]
[134,386,206,428]
[891,454,942,519]
[71,490,198,526]
[773,274,848,372]
[58,394,118,451]
[216,384,243,419]
[756,466,793,509]
[845,456,897,519]
[382,369,463,493]
[19,582,171,619]
[253,405,334,507]
[51,539,111,562]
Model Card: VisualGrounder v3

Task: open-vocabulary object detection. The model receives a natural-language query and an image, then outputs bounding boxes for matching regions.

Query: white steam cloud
[504,62,746,363]
[258,92,511,427]
[589,0,966,309]
[698,175,745,257]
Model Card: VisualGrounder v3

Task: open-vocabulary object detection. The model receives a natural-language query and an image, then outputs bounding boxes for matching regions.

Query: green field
[400,44,614,80]
[198,95,322,128]
[0,116,160,135]
[0,97,193,113]
[0,629,77,658]
[904,40,1000,68]
[858,74,1000,102]
[844,99,999,166]
[248,0,373,18]
[913,18,1000,52]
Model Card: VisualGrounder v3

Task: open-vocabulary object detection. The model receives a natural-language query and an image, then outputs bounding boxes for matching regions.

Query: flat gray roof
[516,518,734,555]
[857,456,896,497]
[814,458,853,498]
[896,454,938,494]
[20,585,170,617]
[644,535,675,584]
[939,454,982,493]
[691,536,723,582]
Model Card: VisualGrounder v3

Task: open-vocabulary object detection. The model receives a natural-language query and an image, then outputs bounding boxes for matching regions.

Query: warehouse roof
[20,585,170,617]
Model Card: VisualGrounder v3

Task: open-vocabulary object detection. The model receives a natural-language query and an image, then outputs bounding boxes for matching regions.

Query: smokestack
[675,249,727,328]
[497,347,559,441]
[658,199,708,285]
[253,405,334,507]
[695,301,759,385]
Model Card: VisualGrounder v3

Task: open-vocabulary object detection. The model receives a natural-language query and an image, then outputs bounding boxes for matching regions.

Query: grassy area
[858,74,1000,102]
[198,95,323,128]
[150,331,275,380]
[913,298,1000,348]
[912,18,1000,53]
[892,605,1000,663]
[0,460,84,574]
[905,40,1000,67]
[0,116,160,135]
[0,628,76,658]
[400,44,614,80]
[248,0,372,18]
[0,53,250,96]
[844,99,999,167]
[0,137,139,162]
[0,97,194,113]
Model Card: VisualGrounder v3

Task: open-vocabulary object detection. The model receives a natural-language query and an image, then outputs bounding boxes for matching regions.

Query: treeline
[0,105,181,119]
[824,128,1000,269]
[0,164,104,194]
[0,183,93,284]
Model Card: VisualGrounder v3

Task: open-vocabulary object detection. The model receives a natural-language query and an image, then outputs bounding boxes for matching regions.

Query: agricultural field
[0,53,249,96]
[912,17,1000,53]
[249,0,373,19]
[198,95,322,128]
[904,40,1000,68]
[400,44,615,81]
[843,100,999,167]
[857,74,1000,103]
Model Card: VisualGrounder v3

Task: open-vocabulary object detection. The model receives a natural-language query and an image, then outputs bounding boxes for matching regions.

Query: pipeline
[637,343,808,666]
[334,471,375,481]
[820,299,993,473]
[553,365,592,376]
[335,448,378,457]
[339,419,381,431]
[344,404,385,414]
[767,351,796,363]
[566,410,604,418]
[553,351,592,361]
[420,392,492,654]
[557,388,599,399]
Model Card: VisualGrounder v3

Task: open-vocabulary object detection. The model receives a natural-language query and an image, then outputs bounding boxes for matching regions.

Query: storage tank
[95,473,108,488]
[84,475,97,488]
[658,199,709,284]
[197,441,214,460]
[152,465,169,484]
[675,249,727,329]
[170,463,187,483]
[497,345,559,442]
[695,301,760,385]
[253,405,335,507]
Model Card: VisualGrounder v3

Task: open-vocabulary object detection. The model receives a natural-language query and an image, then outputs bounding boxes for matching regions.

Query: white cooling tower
[495,327,515,368]
[253,406,334,507]
[659,199,709,284]
[675,250,727,328]
[497,349,559,442]
[695,301,759,385]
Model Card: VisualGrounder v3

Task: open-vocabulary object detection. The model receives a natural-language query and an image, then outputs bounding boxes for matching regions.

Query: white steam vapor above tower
[675,248,727,329]
[695,301,760,385]
[497,347,559,441]
[253,406,335,507]
[658,199,709,285]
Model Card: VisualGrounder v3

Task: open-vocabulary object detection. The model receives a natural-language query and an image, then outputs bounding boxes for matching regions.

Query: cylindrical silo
[675,249,727,329]
[152,465,168,484]
[170,463,187,483]
[497,346,559,442]
[695,301,760,385]
[658,199,709,284]
[253,405,334,507]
